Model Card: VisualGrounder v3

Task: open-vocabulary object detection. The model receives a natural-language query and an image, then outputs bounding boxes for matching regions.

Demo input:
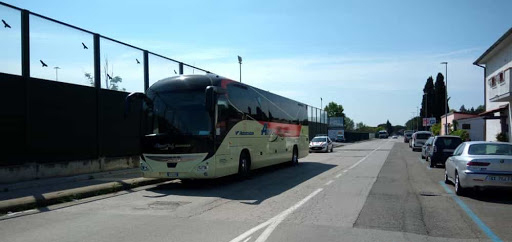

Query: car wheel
[238,152,250,180]
[290,146,299,166]
[455,172,465,196]
[444,169,450,184]
[330,146,334,152]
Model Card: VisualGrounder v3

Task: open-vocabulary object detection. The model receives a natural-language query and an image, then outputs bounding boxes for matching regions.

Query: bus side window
[216,98,229,136]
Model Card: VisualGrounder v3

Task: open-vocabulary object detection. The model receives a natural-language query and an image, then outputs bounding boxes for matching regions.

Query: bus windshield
[146,90,211,136]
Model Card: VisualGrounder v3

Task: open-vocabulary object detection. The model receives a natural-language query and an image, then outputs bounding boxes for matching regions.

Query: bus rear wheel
[290,146,299,166]
[238,151,251,179]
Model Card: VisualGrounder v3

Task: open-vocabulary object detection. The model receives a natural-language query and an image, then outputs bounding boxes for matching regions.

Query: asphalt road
[1,139,511,242]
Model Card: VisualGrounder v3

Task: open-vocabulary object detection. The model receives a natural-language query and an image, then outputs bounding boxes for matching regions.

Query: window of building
[462,123,471,130]
[499,72,504,84]
[490,77,496,87]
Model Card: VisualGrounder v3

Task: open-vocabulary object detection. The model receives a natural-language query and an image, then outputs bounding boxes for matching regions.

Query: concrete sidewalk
[0,168,166,214]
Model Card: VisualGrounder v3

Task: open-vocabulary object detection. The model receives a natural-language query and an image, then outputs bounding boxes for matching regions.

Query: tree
[475,105,484,114]
[405,116,422,131]
[420,76,435,118]
[344,116,354,131]
[324,102,345,117]
[102,57,126,91]
[386,120,393,135]
[84,72,94,87]
[434,73,449,121]
[459,105,467,113]
[109,76,125,91]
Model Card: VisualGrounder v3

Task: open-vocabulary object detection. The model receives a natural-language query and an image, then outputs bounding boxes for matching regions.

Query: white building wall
[484,41,512,141]
[457,118,484,141]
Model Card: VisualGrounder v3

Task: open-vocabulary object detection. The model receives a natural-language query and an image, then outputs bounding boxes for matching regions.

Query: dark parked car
[335,135,345,142]
[426,135,463,168]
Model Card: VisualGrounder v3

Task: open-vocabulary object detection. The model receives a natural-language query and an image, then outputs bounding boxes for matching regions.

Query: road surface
[1,139,511,242]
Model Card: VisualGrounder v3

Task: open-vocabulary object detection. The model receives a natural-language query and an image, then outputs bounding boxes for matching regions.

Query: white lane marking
[342,170,348,173]
[345,141,388,171]
[229,188,323,242]
[335,173,342,178]
[325,180,334,186]
[254,188,323,242]
[242,237,251,242]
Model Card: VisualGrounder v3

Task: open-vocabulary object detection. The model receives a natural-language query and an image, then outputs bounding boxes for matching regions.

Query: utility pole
[441,62,448,135]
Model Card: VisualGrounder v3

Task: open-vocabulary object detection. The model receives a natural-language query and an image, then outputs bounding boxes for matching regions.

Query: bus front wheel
[238,151,251,179]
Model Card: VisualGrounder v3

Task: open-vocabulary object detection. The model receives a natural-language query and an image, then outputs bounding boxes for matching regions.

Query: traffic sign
[423,118,436,127]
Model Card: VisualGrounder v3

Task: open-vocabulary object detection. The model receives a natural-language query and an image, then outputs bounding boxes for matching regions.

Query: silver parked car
[421,137,434,159]
[445,141,512,195]
[309,136,334,153]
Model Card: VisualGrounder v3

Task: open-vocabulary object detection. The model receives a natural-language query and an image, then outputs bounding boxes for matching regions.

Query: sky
[1,0,512,126]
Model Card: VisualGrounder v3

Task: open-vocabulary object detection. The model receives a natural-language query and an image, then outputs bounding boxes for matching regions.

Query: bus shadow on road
[145,161,336,205]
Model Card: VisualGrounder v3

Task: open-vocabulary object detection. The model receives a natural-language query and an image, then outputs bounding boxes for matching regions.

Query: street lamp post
[411,112,416,131]
[238,56,242,83]
[417,106,419,131]
[441,62,448,135]
[320,98,323,125]
[54,66,60,81]
[423,92,428,119]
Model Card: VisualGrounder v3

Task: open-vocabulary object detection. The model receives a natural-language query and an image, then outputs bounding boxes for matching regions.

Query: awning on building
[479,104,508,119]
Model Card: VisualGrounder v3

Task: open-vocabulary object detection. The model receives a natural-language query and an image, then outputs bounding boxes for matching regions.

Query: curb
[0,177,167,214]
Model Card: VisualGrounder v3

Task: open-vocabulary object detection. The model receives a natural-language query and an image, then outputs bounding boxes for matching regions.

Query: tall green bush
[450,129,469,141]
[496,132,509,142]
[431,123,441,136]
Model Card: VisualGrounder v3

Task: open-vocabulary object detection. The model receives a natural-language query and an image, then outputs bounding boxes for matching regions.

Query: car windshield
[468,144,512,155]
[435,137,462,149]
[312,137,327,142]
[416,133,431,139]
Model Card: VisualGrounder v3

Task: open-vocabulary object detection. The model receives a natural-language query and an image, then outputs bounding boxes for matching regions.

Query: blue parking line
[418,158,431,170]
[439,181,503,242]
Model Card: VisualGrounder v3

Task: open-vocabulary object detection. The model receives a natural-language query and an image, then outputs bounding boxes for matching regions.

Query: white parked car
[445,141,512,195]
[309,136,334,153]
[411,131,433,151]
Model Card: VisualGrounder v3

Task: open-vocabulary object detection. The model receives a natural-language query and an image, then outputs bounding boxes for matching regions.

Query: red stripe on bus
[258,121,302,137]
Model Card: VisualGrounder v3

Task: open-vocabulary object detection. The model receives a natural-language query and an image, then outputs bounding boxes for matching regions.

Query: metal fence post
[143,51,149,92]
[21,9,30,161]
[93,34,101,157]
[93,34,101,89]
[21,10,30,78]
[179,62,184,75]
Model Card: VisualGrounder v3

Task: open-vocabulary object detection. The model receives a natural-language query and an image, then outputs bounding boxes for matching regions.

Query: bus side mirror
[205,86,226,113]
[125,92,152,119]
[205,86,216,114]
